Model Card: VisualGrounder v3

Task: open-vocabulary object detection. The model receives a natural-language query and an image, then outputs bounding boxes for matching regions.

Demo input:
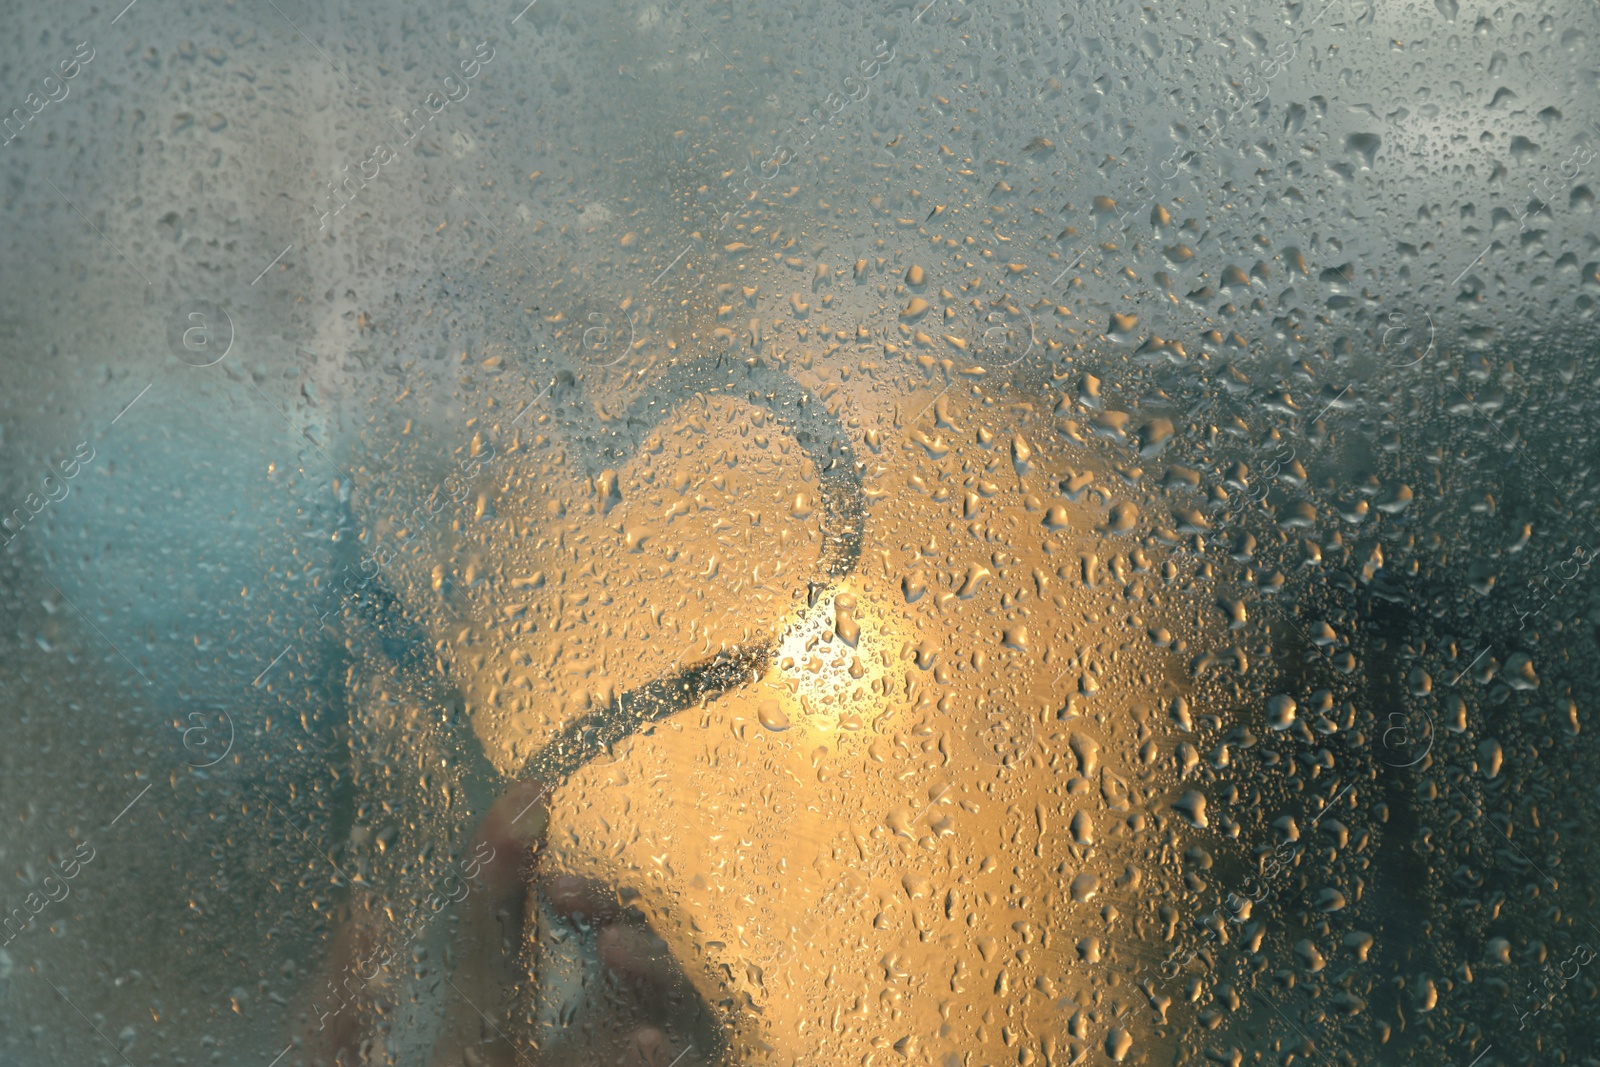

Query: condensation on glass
[0,0,1596,1065]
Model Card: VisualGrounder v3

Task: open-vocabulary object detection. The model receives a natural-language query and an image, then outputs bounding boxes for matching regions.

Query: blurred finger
[428,781,551,1067]
[597,923,677,991]
[296,912,393,1067]
[543,872,620,927]
[471,778,552,900]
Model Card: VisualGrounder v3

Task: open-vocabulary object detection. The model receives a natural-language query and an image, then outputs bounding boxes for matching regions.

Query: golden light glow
[762,579,901,740]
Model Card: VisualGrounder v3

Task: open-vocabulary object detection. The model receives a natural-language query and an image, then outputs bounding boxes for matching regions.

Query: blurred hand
[300,780,716,1067]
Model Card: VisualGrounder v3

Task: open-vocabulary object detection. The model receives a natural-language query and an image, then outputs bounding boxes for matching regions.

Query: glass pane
[2,0,1596,1065]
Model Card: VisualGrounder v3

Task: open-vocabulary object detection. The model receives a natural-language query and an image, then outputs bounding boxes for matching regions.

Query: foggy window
[1,1,1596,1065]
